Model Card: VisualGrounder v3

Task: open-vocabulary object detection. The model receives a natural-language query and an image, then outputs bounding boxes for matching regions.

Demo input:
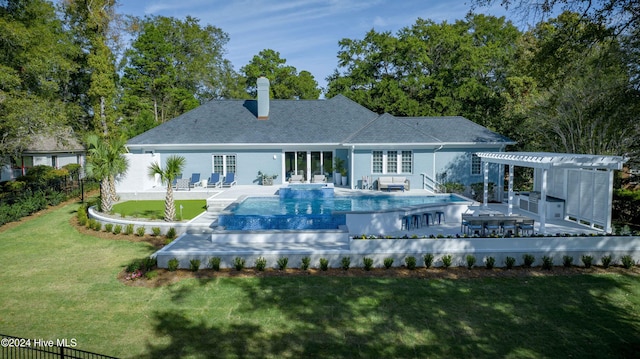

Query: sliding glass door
[284,151,333,182]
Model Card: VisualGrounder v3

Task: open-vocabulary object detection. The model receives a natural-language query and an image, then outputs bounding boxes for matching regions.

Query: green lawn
[1,203,639,358]
[111,199,206,220]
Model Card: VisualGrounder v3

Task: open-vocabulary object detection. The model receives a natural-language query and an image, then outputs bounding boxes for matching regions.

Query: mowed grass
[112,199,206,220]
[1,204,640,358]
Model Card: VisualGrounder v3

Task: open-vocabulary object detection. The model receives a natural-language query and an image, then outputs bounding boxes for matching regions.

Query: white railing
[421,173,441,193]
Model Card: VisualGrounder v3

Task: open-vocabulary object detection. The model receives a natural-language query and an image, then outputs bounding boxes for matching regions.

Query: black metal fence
[1,334,118,359]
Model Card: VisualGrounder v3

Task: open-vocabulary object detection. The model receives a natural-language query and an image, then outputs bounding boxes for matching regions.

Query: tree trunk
[100,178,112,213]
[164,183,176,221]
[108,175,118,205]
[100,96,108,136]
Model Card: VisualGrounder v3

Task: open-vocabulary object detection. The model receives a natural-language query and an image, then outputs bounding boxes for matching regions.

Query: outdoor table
[386,184,405,192]
[461,213,533,236]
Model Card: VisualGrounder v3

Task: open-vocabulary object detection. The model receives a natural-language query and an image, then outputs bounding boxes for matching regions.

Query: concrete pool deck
[125,185,640,269]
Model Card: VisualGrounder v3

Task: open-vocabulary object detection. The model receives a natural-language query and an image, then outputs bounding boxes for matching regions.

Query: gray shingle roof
[23,127,85,153]
[127,95,513,147]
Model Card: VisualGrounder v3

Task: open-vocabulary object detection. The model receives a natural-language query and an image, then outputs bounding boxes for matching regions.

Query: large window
[372,151,384,173]
[471,154,481,175]
[372,150,412,174]
[212,154,237,176]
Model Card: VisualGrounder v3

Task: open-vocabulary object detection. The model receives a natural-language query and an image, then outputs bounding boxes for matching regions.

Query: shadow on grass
[144,275,640,358]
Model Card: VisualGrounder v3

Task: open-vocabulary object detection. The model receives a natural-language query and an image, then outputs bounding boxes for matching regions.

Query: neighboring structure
[120,77,514,193]
[1,127,85,182]
[476,152,628,234]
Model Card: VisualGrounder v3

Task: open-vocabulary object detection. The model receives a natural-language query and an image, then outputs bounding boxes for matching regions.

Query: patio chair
[189,173,201,188]
[311,174,326,183]
[207,173,222,188]
[501,219,517,237]
[466,219,484,236]
[484,219,501,235]
[518,219,535,236]
[289,174,304,183]
[223,173,237,187]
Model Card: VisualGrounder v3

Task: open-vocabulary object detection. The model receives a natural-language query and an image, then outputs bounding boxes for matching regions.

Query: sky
[116,0,519,90]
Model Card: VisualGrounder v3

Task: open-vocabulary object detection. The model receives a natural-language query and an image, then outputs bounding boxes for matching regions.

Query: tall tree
[120,15,234,136]
[61,0,119,136]
[240,49,321,99]
[148,155,185,222]
[0,0,78,159]
[326,14,521,128]
[520,12,639,158]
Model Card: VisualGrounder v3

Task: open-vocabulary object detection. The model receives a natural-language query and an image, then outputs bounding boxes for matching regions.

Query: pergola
[475,152,628,234]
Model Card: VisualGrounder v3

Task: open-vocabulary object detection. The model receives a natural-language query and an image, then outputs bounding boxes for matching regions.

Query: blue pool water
[218,193,466,230]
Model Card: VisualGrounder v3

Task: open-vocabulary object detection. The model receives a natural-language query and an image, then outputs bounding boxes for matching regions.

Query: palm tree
[148,155,186,221]
[85,134,129,213]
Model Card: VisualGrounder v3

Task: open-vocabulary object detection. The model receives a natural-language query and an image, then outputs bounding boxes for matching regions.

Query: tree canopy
[240,49,321,100]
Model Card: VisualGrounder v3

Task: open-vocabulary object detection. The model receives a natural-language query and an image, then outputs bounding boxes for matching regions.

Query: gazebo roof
[475,152,627,170]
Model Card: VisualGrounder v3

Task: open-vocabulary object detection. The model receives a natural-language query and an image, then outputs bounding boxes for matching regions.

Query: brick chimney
[257,76,270,119]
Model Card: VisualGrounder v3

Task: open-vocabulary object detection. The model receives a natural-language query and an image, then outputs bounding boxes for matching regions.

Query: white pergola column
[539,168,547,234]
[508,164,514,216]
[605,169,614,233]
[483,161,489,208]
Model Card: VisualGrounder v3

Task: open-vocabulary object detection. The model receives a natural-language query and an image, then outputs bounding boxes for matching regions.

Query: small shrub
[541,255,553,270]
[441,254,452,268]
[300,256,311,271]
[136,226,146,237]
[581,255,593,268]
[113,224,122,234]
[341,257,351,270]
[383,257,394,269]
[89,219,102,231]
[104,223,113,233]
[151,227,162,236]
[209,257,221,271]
[621,255,635,269]
[405,256,417,270]
[233,257,246,271]
[277,257,289,270]
[166,227,177,240]
[142,257,157,271]
[601,255,612,269]
[77,206,88,226]
[144,270,158,280]
[189,259,201,272]
[125,260,141,273]
[562,255,573,268]
[167,258,179,271]
[363,257,374,271]
[124,223,135,235]
[485,256,495,270]
[504,256,516,269]
[255,257,267,271]
[319,258,329,271]
[423,253,434,268]
[465,255,476,269]
[522,254,535,268]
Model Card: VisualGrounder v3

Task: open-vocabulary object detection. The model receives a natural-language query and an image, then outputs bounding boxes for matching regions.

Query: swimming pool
[217,193,467,230]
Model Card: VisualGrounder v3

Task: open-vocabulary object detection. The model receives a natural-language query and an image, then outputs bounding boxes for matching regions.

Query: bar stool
[422,212,433,227]
[401,216,411,230]
[434,211,445,224]
[411,214,422,229]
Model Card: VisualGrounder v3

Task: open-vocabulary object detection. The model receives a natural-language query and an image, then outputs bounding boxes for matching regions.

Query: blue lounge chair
[207,173,222,188]
[223,173,237,187]
[189,173,201,188]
